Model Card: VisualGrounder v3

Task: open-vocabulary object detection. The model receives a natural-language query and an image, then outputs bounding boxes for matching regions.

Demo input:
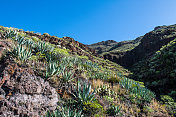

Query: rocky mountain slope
[130,38,176,115]
[89,24,176,116]
[90,24,176,68]
[0,26,172,116]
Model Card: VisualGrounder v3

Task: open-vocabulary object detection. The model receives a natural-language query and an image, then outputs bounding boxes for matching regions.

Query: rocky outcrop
[24,31,96,59]
[0,57,59,117]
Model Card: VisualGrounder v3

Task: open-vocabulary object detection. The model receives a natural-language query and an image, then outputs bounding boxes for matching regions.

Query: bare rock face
[0,58,59,117]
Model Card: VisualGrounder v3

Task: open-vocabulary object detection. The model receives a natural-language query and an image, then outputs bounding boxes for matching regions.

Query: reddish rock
[0,57,59,117]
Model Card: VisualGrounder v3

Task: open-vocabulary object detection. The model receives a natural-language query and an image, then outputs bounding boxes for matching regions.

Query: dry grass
[150,99,169,116]
[92,79,106,88]
[90,79,169,117]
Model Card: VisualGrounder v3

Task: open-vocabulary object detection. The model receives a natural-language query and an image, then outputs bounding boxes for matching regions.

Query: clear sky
[1,0,176,44]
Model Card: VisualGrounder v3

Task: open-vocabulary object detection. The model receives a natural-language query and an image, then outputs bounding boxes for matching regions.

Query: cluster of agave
[3,29,17,39]
[44,107,83,117]
[93,72,109,80]
[35,41,54,54]
[87,70,111,80]
[5,31,34,62]
[119,77,156,102]
[77,61,99,74]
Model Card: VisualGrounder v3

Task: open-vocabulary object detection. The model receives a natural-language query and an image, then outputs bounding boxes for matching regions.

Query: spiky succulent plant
[36,41,54,54]
[12,44,32,62]
[119,77,155,102]
[4,29,17,39]
[44,107,83,117]
[46,61,61,78]
[74,82,95,105]
[62,70,74,83]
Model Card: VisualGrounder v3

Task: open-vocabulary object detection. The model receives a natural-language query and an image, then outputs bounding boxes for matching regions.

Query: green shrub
[107,76,120,84]
[61,70,74,83]
[160,95,176,116]
[160,95,174,104]
[103,96,114,103]
[143,106,154,113]
[168,91,176,100]
[83,101,103,115]
[53,48,69,56]
[106,105,121,116]
[78,55,88,60]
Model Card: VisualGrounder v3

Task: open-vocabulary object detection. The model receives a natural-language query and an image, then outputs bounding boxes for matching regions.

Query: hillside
[130,38,176,115]
[0,26,171,116]
[89,24,176,116]
[90,25,176,68]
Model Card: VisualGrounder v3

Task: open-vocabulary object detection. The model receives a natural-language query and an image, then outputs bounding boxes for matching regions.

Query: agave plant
[46,61,62,78]
[61,56,72,65]
[4,29,17,39]
[119,77,155,102]
[58,107,83,117]
[36,41,54,54]
[74,82,95,105]
[12,44,32,62]
[85,61,99,70]
[24,39,34,48]
[62,70,74,83]
[92,72,108,80]
[119,77,133,90]
[44,107,83,117]
[14,35,26,45]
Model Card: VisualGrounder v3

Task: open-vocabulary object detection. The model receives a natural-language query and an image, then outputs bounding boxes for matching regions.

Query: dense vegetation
[0,26,172,116]
[131,38,176,115]
[89,24,176,116]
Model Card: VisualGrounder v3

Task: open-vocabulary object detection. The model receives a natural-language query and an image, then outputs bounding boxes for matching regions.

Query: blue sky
[1,0,176,44]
